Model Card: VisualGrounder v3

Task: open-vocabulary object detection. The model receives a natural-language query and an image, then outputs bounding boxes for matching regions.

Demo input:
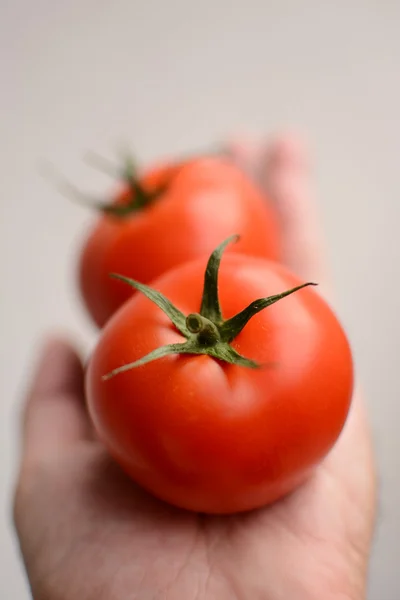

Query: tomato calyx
[102,236,317,380]
[89,153,168,218]
[43,152,167,219]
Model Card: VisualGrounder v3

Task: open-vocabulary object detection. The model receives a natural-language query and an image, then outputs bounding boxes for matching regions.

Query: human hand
[13,136,376,600]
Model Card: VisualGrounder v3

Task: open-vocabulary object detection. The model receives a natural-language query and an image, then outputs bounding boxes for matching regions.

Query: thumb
[20,336,92,465]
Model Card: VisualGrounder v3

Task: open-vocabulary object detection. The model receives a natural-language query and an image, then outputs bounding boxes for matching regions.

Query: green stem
[98,153,165,216]
[103,235,317,379]
[44,152,166,219]
[186,314,221,345]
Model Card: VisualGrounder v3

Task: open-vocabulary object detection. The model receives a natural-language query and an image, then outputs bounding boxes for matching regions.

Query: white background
[1,1,399,598]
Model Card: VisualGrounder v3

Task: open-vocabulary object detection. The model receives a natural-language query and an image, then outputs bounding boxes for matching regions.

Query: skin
[79,156,281,327]
[86,253,353,514]
[13,136,376,599]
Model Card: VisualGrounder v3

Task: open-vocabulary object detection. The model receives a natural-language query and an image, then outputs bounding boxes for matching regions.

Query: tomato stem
[186,314,221,345]
[44,152,167,219]
[103,236,317,379]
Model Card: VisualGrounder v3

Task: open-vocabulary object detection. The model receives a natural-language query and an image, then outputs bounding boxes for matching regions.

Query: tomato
[78,155,280,327]
[85,238,353,514]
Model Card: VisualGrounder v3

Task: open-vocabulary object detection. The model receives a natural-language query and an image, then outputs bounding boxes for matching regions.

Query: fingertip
[20,334,93,462]
[263,132,310,174]
[223,131,331,293]
[261,133,333,293]
[29,334,84,400]
[222,135,265,181]
[223,132,311,188]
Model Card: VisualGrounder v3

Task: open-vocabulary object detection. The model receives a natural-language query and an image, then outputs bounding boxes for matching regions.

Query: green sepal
[199,234,239,324]
[44,151,166,218]
[102,339,259,380]
[219,282,317,343]
[110,273,189,337]
[103,235,317,379]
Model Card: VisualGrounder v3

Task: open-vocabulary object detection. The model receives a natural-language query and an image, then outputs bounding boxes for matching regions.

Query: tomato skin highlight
[85,253,353,514]
[78,156,280,327]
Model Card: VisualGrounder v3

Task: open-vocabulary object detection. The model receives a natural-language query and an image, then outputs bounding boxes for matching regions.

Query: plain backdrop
[1,1,399,598]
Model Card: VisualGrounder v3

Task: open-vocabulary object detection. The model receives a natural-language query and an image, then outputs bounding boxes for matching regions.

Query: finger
[21,336,93,463]
[223,136,263,182]
[261,135,333,295]
[225,134,332,295]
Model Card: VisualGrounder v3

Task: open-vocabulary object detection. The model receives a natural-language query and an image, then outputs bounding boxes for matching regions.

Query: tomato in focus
[85,244,353,514]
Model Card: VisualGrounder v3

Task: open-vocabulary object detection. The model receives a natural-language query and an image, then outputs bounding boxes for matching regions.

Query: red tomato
[85,241,353,514]
[78,156,280,327]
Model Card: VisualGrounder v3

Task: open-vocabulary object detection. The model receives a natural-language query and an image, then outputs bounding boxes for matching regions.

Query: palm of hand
[17,388,373,600]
